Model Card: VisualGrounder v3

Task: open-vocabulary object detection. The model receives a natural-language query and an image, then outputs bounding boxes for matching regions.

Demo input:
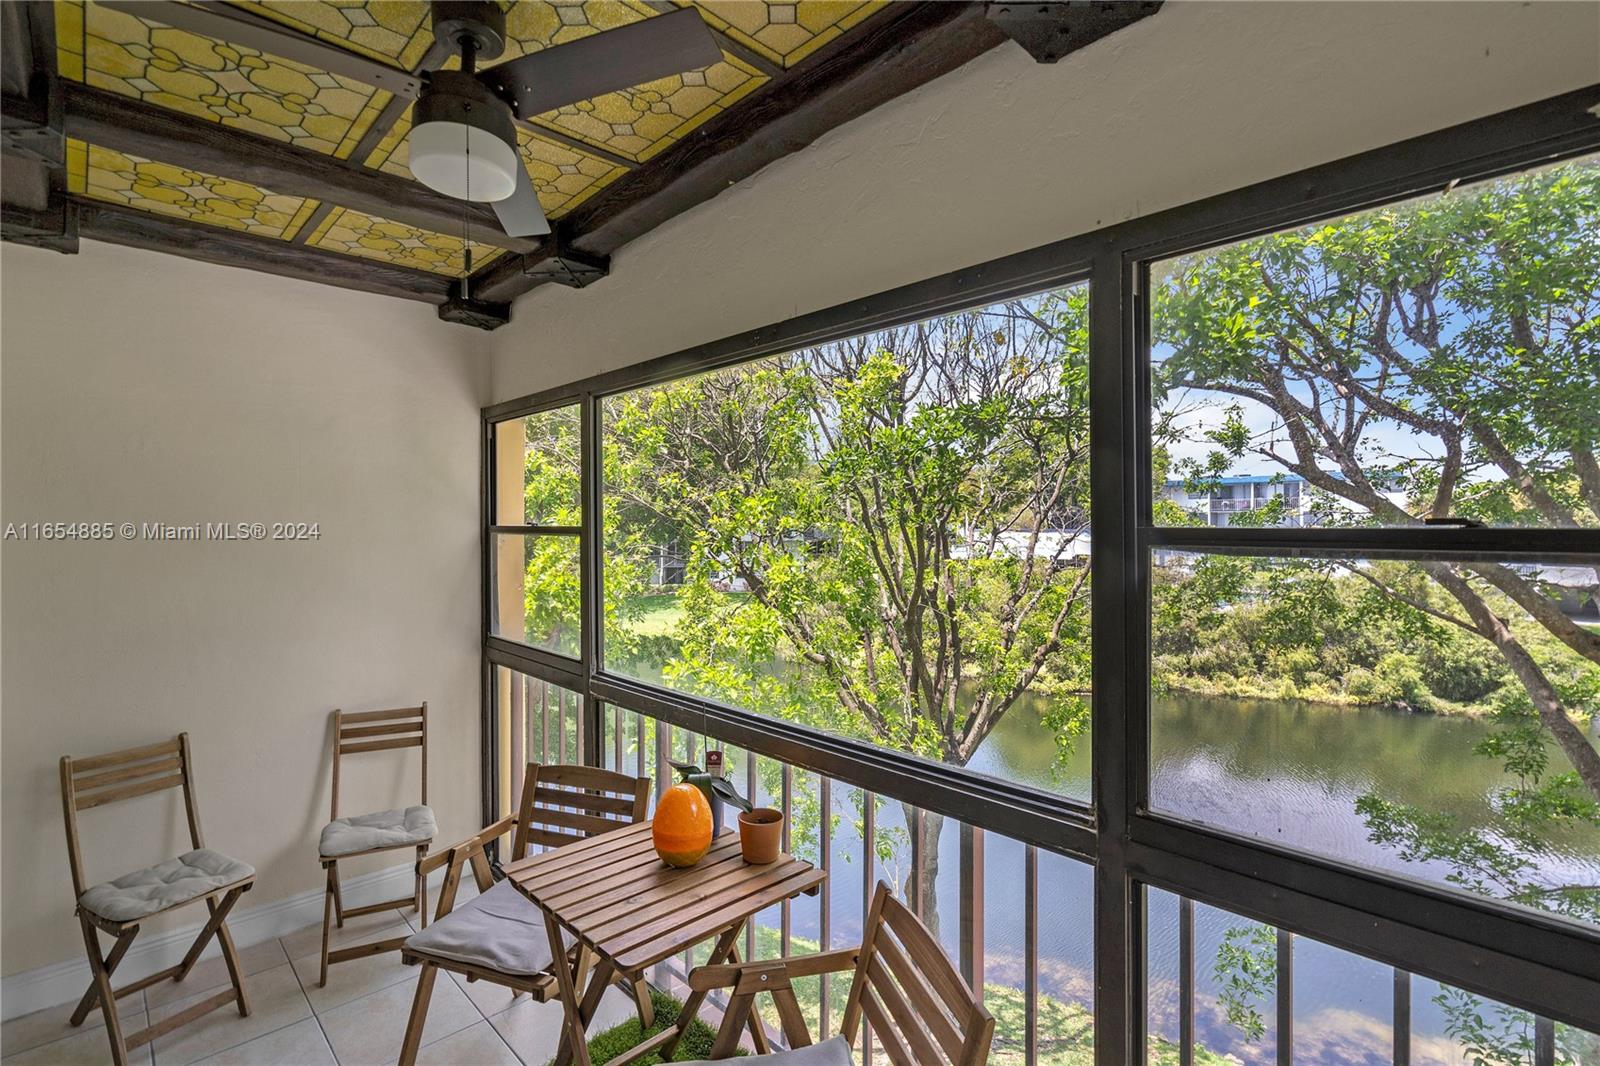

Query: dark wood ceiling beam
[65,197,453,303]
[470,2,1010,304]
[60,81,544,254]
[1,2,62,212]
[290,36,456,245]
[3,196,79,253]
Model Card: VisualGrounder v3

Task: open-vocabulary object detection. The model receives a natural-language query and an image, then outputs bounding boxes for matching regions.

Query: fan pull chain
[461,109,472,299]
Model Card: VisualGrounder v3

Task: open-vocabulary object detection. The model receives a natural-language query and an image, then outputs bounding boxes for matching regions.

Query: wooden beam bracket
[1,75,64,166]
[439,286,512,330]
[521,246,609,289]
[984,1,1162,64]
[2,194,79,253]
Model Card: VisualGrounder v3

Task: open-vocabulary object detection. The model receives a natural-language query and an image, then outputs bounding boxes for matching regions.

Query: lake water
[720,692,1600,1062]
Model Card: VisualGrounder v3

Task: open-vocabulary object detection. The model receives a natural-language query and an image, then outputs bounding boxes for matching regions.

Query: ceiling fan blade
[96,1,422,99]
[478,7,723,118]
[491,163,551,239]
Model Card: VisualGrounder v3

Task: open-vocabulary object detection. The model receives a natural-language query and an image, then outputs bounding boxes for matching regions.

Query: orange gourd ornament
[653,782,714,867]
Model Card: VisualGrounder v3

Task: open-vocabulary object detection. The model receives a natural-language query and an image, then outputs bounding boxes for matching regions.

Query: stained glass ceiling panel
[57,0,390,159]
[685,1,887,68]
[531,52,765,163]
[68,138,321,239]
[233,0,435,69]
[45,1,895,281]
[305,206,506,275]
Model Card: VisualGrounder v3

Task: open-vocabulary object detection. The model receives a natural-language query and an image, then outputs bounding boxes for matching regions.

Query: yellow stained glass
[306,206,507,275]
[232,1,434,70]
[532,53,766,163]
[72,139,317,239]
[453,2,769,163]
[685,1,887,67]
[368,108,627,218]
[57,0,387,159]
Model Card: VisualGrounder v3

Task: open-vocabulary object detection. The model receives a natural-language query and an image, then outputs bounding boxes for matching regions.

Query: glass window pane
[491,532,579,657]
[1411,975,1600,1066]
[1149,894,1600,1065]
[603,283,1093,803]
[1151,550,1600,930]
[1150,156,1599,531]
[495,404,580,526]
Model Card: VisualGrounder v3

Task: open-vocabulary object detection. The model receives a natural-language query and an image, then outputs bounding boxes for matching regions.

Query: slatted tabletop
[507,819,824,972]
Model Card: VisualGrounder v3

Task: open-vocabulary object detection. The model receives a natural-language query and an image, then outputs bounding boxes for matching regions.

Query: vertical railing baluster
[540,681,549,763]
[1535,1017,1555,1066]
[654,720,670,799]
[781,763,793,958]
[862,791,875,1065]
[509,673,524,809]
[747,750,759,962]
[819,775,833,1040]
[1276,929,1293,1065]
[959,823,985,996]
[612,706,622,770]
[1392,968,1409,1066]
[1025,844,1038,1066]
[634,712,645,779]
[1180,897,1195,1066]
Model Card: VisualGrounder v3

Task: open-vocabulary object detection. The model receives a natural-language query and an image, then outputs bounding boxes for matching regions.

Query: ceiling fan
[97,1,724,239]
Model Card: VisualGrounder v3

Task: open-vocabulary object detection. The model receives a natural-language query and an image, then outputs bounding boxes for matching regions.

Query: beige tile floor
[1,896,638,1066]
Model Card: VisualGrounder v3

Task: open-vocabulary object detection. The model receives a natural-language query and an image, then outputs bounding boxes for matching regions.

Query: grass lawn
[568,990,738,1064]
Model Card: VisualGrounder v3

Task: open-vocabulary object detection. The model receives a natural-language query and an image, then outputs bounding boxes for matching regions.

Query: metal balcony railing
[497,669,1575,1064]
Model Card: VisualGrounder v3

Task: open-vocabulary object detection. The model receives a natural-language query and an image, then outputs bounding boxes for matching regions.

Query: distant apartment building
[1160,474,1308,527]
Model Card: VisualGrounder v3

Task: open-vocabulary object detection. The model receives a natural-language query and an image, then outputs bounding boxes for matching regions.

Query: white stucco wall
[487,0,1600,400]
[0,242,483,981]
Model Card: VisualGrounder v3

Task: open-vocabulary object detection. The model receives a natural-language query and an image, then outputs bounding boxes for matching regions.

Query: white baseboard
[1,861,443,1022]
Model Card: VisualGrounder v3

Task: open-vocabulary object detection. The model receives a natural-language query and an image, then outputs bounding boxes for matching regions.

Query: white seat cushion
[78,849,254,923]
[404,880,568,976]
[319,805,436,857]
[678,1035,856,1066]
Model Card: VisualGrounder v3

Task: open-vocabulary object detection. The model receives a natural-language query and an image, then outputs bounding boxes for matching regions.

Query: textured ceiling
[53,0,886,277]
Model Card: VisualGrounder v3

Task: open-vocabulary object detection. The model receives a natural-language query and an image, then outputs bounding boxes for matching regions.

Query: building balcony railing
[490,667,1586,1063]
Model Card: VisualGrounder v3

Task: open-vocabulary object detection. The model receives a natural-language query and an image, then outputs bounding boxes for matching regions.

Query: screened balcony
[3,3,1598,1065]
[481,128,1600,1063]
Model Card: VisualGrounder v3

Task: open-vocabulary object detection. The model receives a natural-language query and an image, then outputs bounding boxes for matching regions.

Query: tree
[1153,159,1600,1054]
[605,290,1094,925]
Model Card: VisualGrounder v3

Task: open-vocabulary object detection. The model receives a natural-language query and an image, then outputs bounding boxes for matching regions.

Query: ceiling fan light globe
[410,119,520,203]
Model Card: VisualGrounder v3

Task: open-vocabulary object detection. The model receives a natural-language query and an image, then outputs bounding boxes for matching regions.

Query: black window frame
[483,85,1600,1062]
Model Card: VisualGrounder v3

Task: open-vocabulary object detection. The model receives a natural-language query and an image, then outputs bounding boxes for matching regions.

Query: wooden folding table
[507,819,825,1066]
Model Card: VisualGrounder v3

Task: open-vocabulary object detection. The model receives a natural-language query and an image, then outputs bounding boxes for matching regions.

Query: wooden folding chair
[682,880,995,1065]
[396,763,651,1066]
[59,734,255,1066]
[317,704,435,987]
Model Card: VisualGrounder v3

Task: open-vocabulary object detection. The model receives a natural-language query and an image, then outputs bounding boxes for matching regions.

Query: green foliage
[1432,986,1597,1066]
[1151,558,1555,711]
[604,291,1096,788]
[1210,923,1276,1042]
[573,990,740,1064]
[1355,682,1600,923]
[1436,986,1540,1066]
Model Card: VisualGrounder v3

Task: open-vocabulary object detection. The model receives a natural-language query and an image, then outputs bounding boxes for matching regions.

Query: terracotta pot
[738,807,783,864]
